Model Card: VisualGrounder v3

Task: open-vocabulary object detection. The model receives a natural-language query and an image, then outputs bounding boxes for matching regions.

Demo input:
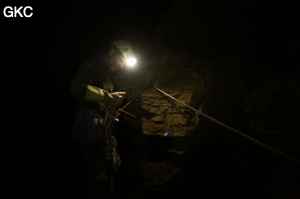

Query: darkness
[1,1,173,198]
[1,1,300,198]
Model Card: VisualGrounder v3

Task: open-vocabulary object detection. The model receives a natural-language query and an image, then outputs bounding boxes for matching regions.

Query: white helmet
[112,40,137,67]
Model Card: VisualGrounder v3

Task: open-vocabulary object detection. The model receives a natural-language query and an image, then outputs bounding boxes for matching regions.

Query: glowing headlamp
[126,57,137,67]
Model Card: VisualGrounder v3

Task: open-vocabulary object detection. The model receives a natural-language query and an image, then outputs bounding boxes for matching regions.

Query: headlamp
[126,57,137,67]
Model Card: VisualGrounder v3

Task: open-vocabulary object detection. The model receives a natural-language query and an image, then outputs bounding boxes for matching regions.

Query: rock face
[114,0,300,198]
[115,51,211,188]
[140,52,207,137]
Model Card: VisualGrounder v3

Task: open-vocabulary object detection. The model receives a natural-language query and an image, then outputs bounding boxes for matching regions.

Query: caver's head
[107,40,136,72]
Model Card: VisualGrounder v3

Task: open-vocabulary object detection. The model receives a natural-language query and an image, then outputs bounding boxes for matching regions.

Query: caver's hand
[104,91,126,106]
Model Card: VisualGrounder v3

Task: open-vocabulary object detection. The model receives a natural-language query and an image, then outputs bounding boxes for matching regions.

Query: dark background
[1,1,174,197]
[2,1,300,198]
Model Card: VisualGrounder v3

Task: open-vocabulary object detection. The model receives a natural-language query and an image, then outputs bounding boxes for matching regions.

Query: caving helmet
[111,40,137,67]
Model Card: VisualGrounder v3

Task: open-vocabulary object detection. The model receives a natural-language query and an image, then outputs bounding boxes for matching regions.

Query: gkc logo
[3,6,33,18]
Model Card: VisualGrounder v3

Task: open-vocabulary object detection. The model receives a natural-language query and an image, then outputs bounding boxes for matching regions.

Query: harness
[100,105,121,176]
[83,105,120,199]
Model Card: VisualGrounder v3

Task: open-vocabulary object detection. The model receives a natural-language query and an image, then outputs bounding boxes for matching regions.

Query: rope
[108,178,115,199]
[121,85,150,111]
[118,84,152,119]
[152,86,300,166]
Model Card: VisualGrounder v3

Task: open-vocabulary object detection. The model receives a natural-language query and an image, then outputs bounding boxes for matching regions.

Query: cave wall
[114,0,300,198]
